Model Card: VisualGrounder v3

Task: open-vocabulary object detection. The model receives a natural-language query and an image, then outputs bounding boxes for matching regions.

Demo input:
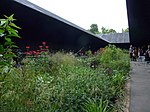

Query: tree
[109,28,117,34]
[88,24,100,34]
[88,24,117,34]
[122,28,129,32]
[101,27,116,34]
[101,26,109,34]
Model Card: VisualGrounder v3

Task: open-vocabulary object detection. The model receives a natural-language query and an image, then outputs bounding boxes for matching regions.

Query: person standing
[129,45,133,61]
[138,48,143,61]
[145,45,150,63]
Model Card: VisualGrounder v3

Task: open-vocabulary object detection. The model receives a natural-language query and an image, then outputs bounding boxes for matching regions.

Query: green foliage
[122,28,129,32]
[88,24,100,34]
[0,14,21,66]
[88,25,117,34]
[47,52,78,76]
[108,29,117,34]
[48,52,77,66]
[100,45,130,73]
[85,50,93,57]
[84,98,112,112]
[0,46,130,112]
[100,27,117,34]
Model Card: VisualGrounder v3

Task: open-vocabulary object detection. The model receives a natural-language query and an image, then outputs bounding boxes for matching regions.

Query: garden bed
[0,45,130,112]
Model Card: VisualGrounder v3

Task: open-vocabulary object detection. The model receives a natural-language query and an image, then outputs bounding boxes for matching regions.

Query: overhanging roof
[97,32,130,44]
[0,0,108,52]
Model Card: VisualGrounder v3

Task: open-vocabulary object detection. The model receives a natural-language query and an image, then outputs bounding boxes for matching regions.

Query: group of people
[129,45,150,62]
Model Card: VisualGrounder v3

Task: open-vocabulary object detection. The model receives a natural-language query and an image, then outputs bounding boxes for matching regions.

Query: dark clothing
[130,53,133,59]
[145,49,150,61]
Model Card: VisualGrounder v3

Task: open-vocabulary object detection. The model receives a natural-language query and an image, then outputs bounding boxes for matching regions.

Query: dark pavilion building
[0,0,150,52]
[126,0,150,48]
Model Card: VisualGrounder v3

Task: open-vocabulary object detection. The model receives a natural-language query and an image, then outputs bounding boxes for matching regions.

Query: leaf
[9,29,18,36]
[0,29,4,33]
[0,33,5,37]
[4,52,16,58]
[5,37,11,42]
[4,15,8,19]
[0,29,5,37]
[4,41,14,46]
[6,26,12,34]
[0,19,6,21]
[1,66,9,74]
[11,45,18,48]
[3,20,9,28]
[0,44,4,53]
[6,26,20,37]
[10,23,21,29]
[0,19,6,26]
[6,34,21,38]
[4,14,16,21]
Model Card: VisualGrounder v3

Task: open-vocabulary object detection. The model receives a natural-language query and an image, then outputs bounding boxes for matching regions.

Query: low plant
[84,98,112,112]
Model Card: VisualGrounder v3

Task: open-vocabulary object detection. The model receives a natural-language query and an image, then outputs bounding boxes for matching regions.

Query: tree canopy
[88,24,117,34]
[101,27,117,34]
[88,24,100,34]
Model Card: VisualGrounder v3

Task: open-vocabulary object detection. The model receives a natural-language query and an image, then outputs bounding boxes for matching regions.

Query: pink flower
[42,42,46,45]
[46,46,49,49]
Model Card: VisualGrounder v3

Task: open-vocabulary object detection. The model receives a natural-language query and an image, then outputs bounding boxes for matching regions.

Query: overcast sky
[28,0,128,33]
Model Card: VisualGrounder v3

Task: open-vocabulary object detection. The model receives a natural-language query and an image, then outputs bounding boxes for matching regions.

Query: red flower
[26,46,30,49]
[36,52,40,55]
[42,42,46,45]
[39,45,43,48]
[46,46,49,49]
[33,51,37,54]
[29,51,33,54]
[25,52,31,55]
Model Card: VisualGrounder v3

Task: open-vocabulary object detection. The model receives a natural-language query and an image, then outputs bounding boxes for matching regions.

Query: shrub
[100,45,130,73]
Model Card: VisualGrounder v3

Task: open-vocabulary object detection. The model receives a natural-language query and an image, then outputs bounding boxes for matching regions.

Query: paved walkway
[130,62,150,112]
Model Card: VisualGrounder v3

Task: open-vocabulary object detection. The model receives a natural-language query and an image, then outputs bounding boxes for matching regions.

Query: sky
[28,0,128,33]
